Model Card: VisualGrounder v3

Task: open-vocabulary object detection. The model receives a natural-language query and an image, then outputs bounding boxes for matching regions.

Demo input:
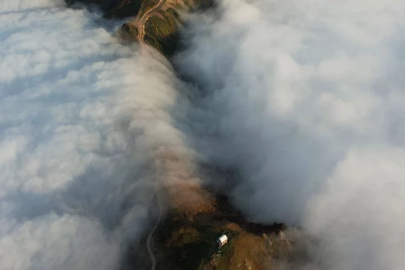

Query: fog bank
[176,0,405,269]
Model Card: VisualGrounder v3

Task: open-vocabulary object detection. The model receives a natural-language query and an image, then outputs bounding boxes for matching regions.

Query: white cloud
[0,3,192,270]
[0,215,118,270]
[0,0,63,12]
[306,148,405,270]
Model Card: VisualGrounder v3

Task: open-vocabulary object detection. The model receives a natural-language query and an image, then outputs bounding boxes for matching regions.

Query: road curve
[137,0,167,43]
[146,190,163,270]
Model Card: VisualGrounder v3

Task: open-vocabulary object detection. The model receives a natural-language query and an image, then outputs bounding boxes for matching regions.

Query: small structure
[216,234,228,248]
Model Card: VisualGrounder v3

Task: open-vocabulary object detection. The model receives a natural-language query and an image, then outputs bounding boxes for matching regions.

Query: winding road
[137,2,170,269]
[146,190,163,270]
[137,0,167,43]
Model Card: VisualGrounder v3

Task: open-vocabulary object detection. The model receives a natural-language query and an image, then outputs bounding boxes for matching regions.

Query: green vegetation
[144,12,180,55]
[149,14,177,37]
[154,194,293,270]
[156,212,221,270]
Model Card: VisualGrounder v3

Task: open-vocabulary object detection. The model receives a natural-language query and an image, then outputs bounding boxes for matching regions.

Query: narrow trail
[146,190,163,270]
[137,0,167,44]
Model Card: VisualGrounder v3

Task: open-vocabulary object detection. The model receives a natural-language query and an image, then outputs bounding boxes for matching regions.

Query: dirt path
[146,190,163,270]
[137,0,167,43]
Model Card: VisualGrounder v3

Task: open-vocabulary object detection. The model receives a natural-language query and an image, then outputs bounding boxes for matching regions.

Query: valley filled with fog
[1,0,405,269]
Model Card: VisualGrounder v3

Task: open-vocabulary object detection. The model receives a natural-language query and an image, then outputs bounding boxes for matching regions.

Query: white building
[217,234,228,248]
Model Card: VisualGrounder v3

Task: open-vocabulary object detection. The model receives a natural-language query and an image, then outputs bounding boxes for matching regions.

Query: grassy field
[143,9,180,55]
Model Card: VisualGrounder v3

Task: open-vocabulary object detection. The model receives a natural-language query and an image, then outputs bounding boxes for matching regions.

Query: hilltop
[67,0,213,55]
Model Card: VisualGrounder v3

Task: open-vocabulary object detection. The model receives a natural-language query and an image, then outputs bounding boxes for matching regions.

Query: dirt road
[146,190,163,270]
[137,0,167,43]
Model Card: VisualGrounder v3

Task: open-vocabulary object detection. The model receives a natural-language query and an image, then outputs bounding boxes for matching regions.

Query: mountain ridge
[63,1,299,269]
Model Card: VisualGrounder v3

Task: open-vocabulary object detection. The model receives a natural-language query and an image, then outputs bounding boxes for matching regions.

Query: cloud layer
[175,0,405,268]
[0,2,192,269]
[2,0,405,269]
